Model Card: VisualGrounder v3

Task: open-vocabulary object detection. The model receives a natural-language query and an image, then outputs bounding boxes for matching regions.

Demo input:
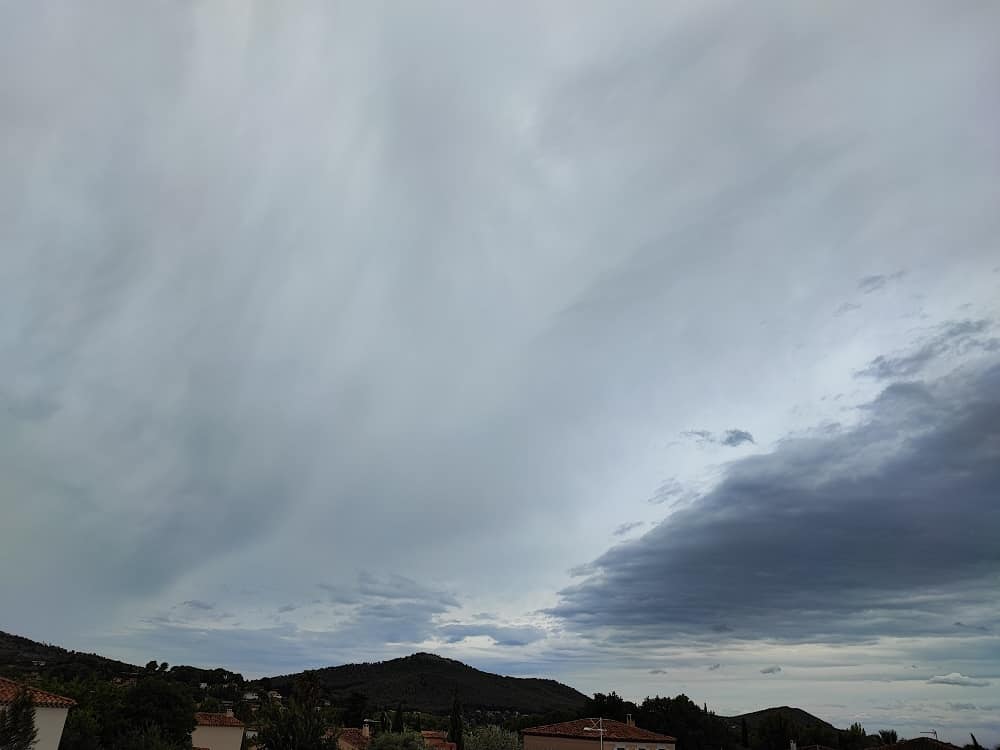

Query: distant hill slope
[0,631,241,687]
[725,706,837,732]
[0,630,138,681]
[268,652,588,714]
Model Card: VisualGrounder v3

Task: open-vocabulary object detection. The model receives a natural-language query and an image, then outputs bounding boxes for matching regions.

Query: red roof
[333,727,372,749]
[0,677,76,709]
[195,712,245,727]
[522,719,675,743]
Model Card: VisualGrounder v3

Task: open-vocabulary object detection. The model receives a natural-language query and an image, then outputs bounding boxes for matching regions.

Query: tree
[465,725,521,750]
[343,692,369,729]
[448,692,464,750]
[741,718,749,748]
[0,686,38,750]
[201,696,224,713]
[393,703,405,733]
[878,731,898,745]
[121,678,196,747]
[257,675,335,750]
[371,732,425,750]
[584,692,633,723]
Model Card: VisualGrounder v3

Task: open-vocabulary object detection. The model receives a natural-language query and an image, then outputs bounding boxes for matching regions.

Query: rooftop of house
[521,719,676,743]
[195,711,245,728]
[332,727,372,748]
[0,676,76,709]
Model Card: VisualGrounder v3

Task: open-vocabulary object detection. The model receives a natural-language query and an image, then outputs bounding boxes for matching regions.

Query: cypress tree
[448,691,464,750]
[392,703,404,733]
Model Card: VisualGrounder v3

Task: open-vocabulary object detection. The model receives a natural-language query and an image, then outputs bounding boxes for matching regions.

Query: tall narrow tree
[448,692,464,750]
[392,703,405,733]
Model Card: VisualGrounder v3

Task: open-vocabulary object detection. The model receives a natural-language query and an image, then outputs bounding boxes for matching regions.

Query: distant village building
[0,676,76,750]
[193,710,245,750]
[522,718,676,750]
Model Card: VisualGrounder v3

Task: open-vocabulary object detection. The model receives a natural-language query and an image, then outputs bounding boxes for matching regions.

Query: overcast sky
[2,1,999,745]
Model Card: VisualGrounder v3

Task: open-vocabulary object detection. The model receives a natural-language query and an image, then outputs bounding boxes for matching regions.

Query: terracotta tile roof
[521,719,675,743]
[333,727,372,749]
[0,677,76,709]
[195,711,245,727]
[422,731,449,740]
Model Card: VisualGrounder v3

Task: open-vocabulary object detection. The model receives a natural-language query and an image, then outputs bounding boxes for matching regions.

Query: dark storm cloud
[649,668,668,674]
[707,663,721,671]
[550,359,1000,645]
[858,271,905,294]
[857,319,998,379]
[761,666,782,674]
[613,521,646,537]
[181,600,215,611]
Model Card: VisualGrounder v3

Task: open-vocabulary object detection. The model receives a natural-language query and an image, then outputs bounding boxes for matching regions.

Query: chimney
[225,708,234,717]
[790,742,797,750]
[627,715,635,727]
[363,723,371,738]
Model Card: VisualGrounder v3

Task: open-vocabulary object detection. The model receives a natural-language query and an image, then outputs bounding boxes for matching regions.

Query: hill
[0,630,242,687]
[725,706,837,732]
[0,630,138,681]
[267,652,588,714]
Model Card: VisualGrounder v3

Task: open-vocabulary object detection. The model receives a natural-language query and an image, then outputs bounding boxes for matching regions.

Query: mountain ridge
[267,651,588,713]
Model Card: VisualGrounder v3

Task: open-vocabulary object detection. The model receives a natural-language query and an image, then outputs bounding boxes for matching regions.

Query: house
[522,718,676,750]
[332,724,373,750]
[422,730,458,750]
[193,711,246,750]
[0,676,76,750]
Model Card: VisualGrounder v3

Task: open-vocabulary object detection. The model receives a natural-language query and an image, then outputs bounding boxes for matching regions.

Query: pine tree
[741,718,749,748]
[448,692,464,750]
[0,686,39,750]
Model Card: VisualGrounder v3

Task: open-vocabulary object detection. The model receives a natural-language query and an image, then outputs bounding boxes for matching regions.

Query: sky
[1,0,999,745]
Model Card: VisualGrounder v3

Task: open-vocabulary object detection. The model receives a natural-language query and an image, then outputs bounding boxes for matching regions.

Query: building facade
[0,676,76,750]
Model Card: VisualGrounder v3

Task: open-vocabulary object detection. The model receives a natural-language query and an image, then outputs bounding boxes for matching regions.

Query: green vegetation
[371,732,427,750]
[267,653,587,714]
[448,692,465,750]
[465,725,521,750]
[878,730,898,745]
[0,684,38,750]
[256,674,337,750]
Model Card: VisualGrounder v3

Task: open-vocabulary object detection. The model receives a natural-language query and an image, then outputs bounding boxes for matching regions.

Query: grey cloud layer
[551,359,1000,644]
[1,5,999,740]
